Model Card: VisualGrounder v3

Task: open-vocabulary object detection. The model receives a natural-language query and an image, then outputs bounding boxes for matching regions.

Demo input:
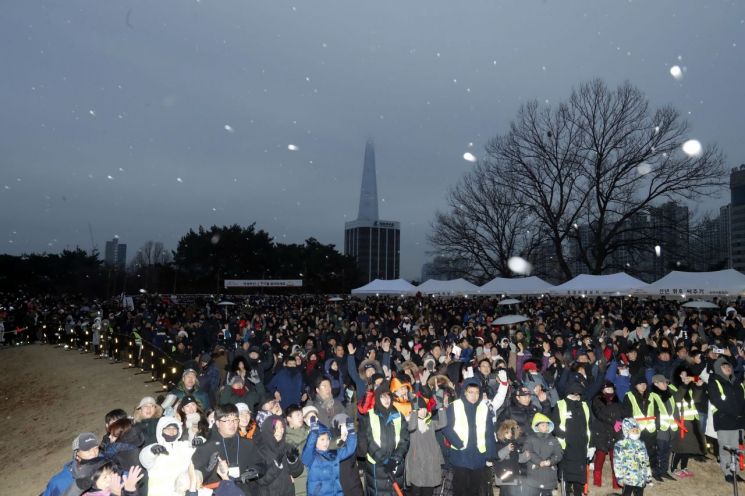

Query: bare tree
[478,79,725,280]
[128,241,172,271]
[429,161,541,281]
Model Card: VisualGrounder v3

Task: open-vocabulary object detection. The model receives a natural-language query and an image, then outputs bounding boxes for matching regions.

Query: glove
[345,419,356,433]
[497,370,508,383]
[192,436,206,447]
[332,413,350,430]
[275,453,284,467]
[383,456,402,477]
[247,369,261,385]
[240,467,260,482]
[151,444,169,456]
[286,447,299,464]
[586,447,596,461]
[309,416,319,430]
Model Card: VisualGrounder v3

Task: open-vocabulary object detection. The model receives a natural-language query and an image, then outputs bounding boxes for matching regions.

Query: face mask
[603,388,614,394]
[408,340,414,348]
[619,368,629,377]
[186,412,201,425]
[346,388,354,399]
[629,432,641,441]
[163,432,179,442]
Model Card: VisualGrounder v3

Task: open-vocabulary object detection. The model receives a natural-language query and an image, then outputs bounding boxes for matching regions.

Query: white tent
[549,273,647,296]
[637,269,745,298]
[479,276,555,295]
[416,278,480,296]
[351,279,417,296]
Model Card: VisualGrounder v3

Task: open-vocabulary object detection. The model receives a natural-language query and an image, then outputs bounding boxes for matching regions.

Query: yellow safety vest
[626,392,656,433]
[711,379,745,414]
[450,399,488,453]
[649,392,679,432]
[556,399,591,449]
[668,384,699,421]
[367,412,402,464]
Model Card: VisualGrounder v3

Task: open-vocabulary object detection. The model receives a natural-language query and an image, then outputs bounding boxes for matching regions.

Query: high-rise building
[344,140,400,282]
[720,204,732,268]
[730,165,745,271]
[648,201,690,279]
[104,237,127,269]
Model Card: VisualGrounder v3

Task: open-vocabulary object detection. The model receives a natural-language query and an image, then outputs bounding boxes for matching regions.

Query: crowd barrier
[22,321,190,391]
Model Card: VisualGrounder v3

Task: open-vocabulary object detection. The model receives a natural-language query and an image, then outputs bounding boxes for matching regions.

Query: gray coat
[405,410,446,488]
[522,428,563,492]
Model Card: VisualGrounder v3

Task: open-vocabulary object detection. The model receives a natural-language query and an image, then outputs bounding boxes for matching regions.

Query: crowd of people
[2,291,744,496]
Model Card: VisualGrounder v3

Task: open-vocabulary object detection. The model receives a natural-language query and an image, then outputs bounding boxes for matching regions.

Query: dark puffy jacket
[267,366,305,409]
[497,396,551,444]
[590,394,624,452]
[441,380,497,470]
[301,423,358,496]
[363,385,410,496]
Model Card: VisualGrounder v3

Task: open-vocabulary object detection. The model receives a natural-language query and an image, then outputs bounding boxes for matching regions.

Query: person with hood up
[301,417,357,496]
[590,381,623,490]
[170,369,211,411]
[441,377,496,496]
[613,418,652,496]
[104,418,146,472]
[197,353,222,408]
[267,354,305,409]
[521,413,563,496]
[493,419,530,496]
[139,416,199,495]
[497,385,550,447]
[219,375,264,412]
[389,376,414,417]
[405,393,446,496]
[285,405,310,496]
[622,374,658,481]
[256,415,304,496]
[364,382,411,496]
[707,356,745,483]
[551,381,592,496]
[324,357,346,401]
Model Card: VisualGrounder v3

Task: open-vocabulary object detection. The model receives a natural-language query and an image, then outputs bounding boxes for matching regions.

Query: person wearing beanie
[648,374,678,482]
[623,374,658,482]
[522,413,563,496]
[496,385,550,445]
[363,382,410,496]
[442,377,496,496]
[236,402,257,440]
[707,356,745,483]
[170,369,211,412]
[551,384,592,496]
[590,381,623,490]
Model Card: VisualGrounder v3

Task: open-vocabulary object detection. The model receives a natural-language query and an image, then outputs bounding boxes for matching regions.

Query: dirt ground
[0,345,741,496]
[0,345,164,495]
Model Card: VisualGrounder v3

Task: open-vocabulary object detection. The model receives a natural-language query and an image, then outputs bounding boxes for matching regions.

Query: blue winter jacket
[301,424,357,496]
[267,366,305,410]
[42,460,73,496]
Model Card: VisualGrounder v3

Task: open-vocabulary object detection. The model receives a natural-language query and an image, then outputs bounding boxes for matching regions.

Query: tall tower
[345,141,401,283]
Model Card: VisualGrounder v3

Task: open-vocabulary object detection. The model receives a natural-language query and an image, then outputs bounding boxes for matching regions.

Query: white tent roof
[549,273,647,296]
[416,278,480,296]
[351,278,417,295]
[479,276,555,295]
[637,269,745,297]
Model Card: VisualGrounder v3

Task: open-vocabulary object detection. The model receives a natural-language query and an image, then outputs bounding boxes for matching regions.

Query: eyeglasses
[219,417,239,423]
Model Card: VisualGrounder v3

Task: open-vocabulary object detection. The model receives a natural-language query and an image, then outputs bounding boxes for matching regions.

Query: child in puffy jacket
[301,419,357,496]
[613,418,652,496]
[521,413,563,496]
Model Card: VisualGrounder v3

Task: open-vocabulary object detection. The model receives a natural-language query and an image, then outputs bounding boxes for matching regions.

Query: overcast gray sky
[2,0,744,279]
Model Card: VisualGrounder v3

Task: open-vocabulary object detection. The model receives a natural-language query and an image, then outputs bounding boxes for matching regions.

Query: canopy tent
[351,278,417,296]
[479,276,555,295]
[416,278,480,296]
[549,272,647,296]
[637,269,745,298]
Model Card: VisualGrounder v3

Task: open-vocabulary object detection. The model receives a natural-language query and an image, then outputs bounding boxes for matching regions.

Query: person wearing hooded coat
[551,381,591,496]
[707,356,745,482]
[613,418,652,495]
[139,416,195,496]
[301,419,358,496]
[622,374,658,480]
[590,381,623,490]
[522,413,563,496]
[404,393,446,496]
[256,415,304,496]
[363,382,411,496]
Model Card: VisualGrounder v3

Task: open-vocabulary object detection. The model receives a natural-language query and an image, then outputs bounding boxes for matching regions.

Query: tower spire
[357,139,379,221]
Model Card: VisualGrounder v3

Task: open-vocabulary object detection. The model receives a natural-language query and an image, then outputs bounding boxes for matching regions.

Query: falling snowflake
[89,110,96,117]
[287,144,299,151]
[224,124,234,133]
[508,256,533,275]
[463,152,477,162]
[107,175,114,180]
[210,234,220,245]
[669,65,683,80]
[654,245,662,257]
[176,177,183,183]
[682,139,702,157]
[637,163,652,175]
